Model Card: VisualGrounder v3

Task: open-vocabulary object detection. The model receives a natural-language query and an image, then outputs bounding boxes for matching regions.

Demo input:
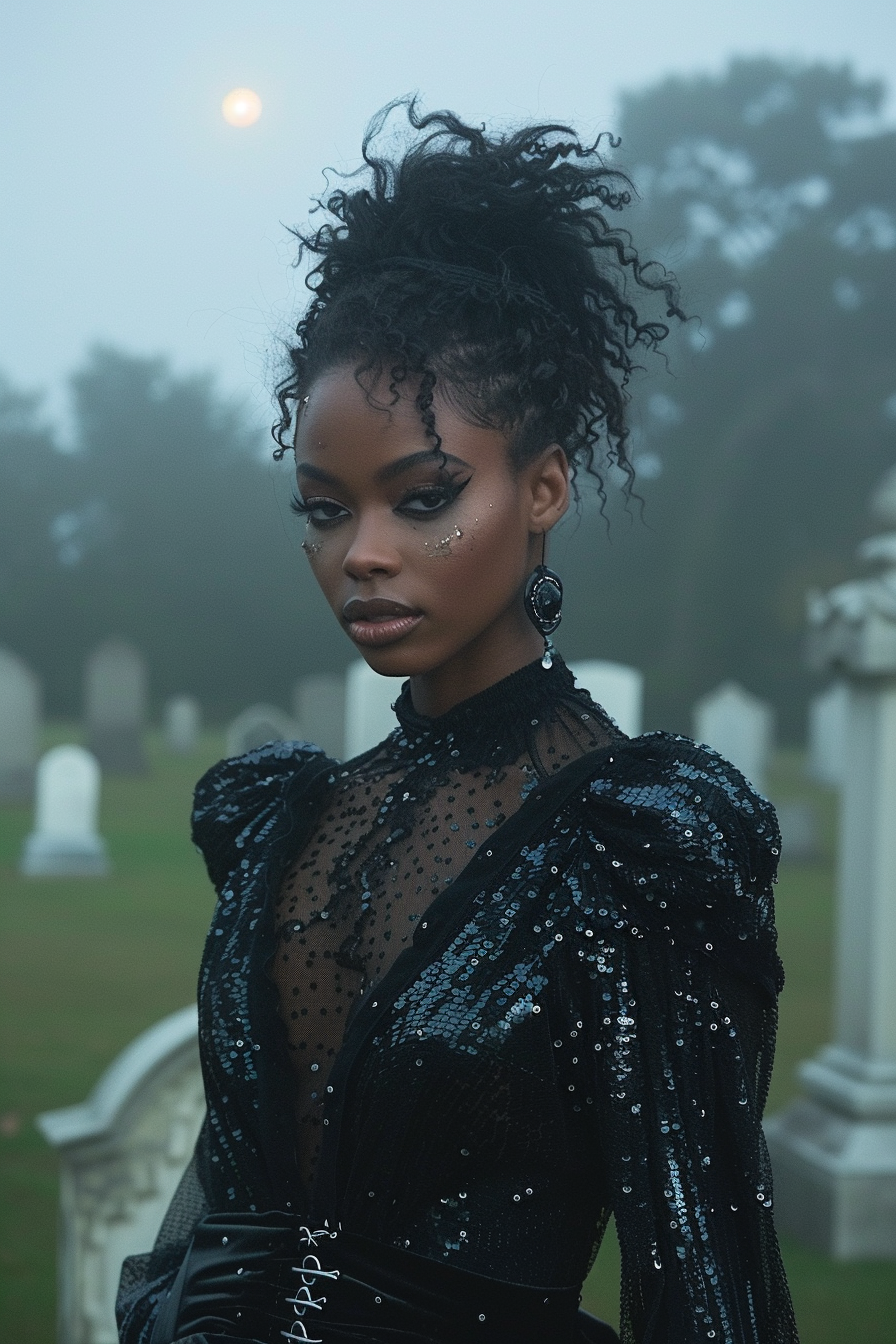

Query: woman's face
[292,365,568,714]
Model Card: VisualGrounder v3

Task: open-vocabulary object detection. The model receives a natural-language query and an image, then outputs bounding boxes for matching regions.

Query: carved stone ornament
[38,1007,204,1344]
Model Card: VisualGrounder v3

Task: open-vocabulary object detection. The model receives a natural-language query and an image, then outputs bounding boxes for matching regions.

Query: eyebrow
[295,449,472,486]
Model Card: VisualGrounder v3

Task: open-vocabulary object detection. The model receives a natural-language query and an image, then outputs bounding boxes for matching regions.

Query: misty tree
[0,348,339,717]
[558,57,896,735]
[5,61,895,733]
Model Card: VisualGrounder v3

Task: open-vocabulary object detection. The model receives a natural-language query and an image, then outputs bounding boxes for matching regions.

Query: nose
[342,511,402,581]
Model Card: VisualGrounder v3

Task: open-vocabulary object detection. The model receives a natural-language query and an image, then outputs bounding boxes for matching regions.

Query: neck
[408,609,544,719]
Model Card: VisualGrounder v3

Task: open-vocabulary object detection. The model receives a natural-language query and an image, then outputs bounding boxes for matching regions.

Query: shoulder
[570,733,782,995]
[191,740,332,889]
[581,732,779,882]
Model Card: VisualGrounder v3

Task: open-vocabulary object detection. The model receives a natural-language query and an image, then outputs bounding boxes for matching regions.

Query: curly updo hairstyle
[274,98,683,500]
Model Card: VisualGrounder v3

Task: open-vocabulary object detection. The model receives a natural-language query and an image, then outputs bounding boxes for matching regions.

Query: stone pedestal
[766,507,896,1259]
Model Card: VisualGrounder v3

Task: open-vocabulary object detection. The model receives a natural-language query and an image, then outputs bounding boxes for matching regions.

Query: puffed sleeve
[570,735,798,1344]
[191,738,328,892]
[116,740,329,1343]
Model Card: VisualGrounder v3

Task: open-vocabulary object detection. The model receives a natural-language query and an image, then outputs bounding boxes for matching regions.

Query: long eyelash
[290,493,311,517]
[404,477,472,509]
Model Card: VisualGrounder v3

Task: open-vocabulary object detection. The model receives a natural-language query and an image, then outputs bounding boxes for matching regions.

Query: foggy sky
[2,0,895,435]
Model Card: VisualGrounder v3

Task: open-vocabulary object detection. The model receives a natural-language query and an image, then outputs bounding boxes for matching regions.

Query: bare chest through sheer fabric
[269,661,621,1189]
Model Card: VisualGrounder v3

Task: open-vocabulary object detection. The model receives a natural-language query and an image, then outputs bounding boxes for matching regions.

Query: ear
[526,445,570,533]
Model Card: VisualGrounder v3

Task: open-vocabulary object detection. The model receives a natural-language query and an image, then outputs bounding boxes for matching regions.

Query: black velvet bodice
[117,657,798,1344]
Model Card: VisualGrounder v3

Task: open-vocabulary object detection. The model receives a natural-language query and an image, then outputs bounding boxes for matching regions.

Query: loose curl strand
[273,97,684,501]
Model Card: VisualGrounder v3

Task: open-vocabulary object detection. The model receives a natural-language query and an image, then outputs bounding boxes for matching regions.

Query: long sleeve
[117,740,329,1343]
[586,935,793,1343]
[565,735,798,1343]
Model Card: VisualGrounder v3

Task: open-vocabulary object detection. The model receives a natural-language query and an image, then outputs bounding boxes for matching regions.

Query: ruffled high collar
[392,655,580,745]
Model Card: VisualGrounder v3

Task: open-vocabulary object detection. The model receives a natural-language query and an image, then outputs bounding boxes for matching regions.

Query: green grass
[1,739,894,1342]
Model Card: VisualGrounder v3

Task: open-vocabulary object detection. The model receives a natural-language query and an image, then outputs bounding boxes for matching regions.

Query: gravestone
[808,681,849,788]
[293,672,346,761]
[163,696,200,755]
[295,669,349,763]
[225,704,296,759]
[693,681,774,796]
[0,647,40,800]
[776,800,821,864]
[568,659,643,738]
[38,1006,204,1344]
[85,641,148,775]
[344,660,403,759]
[21,746,109,877]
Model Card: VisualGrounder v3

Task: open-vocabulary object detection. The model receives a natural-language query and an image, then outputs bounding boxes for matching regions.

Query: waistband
[150,1211,618,1344]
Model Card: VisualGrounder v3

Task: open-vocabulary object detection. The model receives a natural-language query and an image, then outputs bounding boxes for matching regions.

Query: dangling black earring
[524,536,563,669]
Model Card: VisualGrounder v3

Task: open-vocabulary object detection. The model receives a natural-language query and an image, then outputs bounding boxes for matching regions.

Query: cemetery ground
[1,735,894,1344]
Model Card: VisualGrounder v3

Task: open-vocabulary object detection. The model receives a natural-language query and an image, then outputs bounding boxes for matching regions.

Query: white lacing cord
[280,1226,339,1344]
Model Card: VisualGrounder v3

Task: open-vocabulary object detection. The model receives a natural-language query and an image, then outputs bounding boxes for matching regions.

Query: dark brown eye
[398,479,471,518]
[291,495,348,526]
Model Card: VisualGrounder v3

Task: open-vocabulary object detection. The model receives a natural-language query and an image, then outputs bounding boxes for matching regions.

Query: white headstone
[693,681,774,795]
[568,659,643,738]
[21,746,109,876]
[37,1006,204,1344]
[0,647,40,800]
[807,682,848,788]
[225,703,296,759]
[293,673,346,760]
[85,640,148,775]
[344,661,403,759]
[776,800,820,863]
[163,696,201,755]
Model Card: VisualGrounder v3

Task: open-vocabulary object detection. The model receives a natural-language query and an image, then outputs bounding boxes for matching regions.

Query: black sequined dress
[116,656,798,1343]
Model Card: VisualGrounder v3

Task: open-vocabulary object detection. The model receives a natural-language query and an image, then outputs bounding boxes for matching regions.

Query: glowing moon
[222,88,262,128]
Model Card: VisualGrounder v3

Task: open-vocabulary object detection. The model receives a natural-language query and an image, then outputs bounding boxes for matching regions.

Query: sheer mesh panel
[271,666,621,1186]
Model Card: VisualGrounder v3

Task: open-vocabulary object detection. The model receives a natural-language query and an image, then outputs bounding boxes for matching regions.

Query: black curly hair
[273,98,683,502]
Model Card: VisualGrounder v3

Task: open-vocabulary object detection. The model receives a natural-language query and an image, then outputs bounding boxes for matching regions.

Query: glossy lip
[342,597,423,648]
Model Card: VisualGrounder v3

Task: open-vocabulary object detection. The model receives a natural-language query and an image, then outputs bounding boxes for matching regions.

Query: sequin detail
[115,656,796,1344]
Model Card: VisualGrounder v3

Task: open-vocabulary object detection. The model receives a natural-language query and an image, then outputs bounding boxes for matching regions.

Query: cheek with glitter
[423,526,464,558]
[302,539,322,557]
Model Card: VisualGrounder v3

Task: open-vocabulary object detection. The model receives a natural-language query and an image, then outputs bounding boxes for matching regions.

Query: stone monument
[163,696,200,755]
[344,660,402,759]
[765,466,896,1258]
[21,746,110,877]
[85,640,148,775]
[568,659,643,738]
[225,703,295,759]
[293,672,346,760]
[0,647,40,800]
[693,681,774,796]
[38,1006,204,1344]
[807,681,849,788]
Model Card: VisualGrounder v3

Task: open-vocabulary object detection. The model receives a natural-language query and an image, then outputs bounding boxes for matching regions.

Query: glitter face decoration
[423,526,464,558]
[302,538,322,557]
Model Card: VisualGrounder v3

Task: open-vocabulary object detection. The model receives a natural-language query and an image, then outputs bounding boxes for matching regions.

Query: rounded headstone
[568,659,644,738]
[21,745,109,876]
[225,704,296,759]
[344,661,402,759]
[693,681,774,796]
[85,640,148,775]
[292,673,346,760]
[163,696,201,755]
[0,648,40,801]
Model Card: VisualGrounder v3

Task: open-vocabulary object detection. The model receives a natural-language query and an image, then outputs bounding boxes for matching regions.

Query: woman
[117,102,798,1344]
